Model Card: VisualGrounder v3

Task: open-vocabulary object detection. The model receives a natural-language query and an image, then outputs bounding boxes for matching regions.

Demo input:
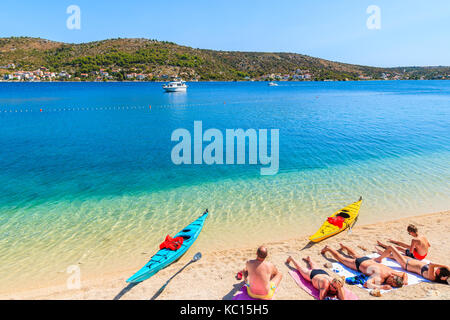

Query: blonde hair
[332,276,345,286]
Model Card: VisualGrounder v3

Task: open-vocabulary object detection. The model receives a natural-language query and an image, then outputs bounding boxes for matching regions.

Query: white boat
[163,80,188,92]
[268,82,278,86]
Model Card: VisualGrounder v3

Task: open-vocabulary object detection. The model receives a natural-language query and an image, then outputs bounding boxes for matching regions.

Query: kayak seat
[181,235,191,240]
[336,212,350,219]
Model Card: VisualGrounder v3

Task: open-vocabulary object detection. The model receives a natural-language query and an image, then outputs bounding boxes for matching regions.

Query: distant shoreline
[0,79,449,84]
[1,37,449,83]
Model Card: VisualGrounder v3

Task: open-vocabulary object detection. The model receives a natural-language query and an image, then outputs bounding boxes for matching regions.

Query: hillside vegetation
[0,37,449,81]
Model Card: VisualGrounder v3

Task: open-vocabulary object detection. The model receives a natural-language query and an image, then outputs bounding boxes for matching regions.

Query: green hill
[0,37,449,81]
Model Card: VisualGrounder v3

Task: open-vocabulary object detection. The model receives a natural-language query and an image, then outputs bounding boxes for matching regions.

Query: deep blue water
[1,81,449,209]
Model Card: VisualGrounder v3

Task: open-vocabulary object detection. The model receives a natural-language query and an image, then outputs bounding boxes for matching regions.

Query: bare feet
[376,241,385,248]
[339,243,353,256]
[286,256,293,264]
[301,256,312,267]
[321,246,330,255]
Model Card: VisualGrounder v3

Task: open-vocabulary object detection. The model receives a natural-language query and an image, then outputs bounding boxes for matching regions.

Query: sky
[0,0,449,67]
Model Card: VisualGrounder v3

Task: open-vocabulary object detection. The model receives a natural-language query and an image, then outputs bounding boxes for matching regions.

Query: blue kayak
[127,209,209,283]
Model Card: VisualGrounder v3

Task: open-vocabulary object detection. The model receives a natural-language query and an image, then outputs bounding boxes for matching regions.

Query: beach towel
[331,252,430,294]
[232,286,259,300]
[288,270,359,300]
[345,274,369,285]
[232,285,277,300]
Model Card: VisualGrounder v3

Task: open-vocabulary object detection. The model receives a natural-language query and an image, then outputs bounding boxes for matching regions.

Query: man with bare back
[321,244,408,290]
[241,246,283,300]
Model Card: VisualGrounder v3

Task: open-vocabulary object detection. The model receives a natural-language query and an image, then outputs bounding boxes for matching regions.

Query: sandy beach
[3,210,449,300]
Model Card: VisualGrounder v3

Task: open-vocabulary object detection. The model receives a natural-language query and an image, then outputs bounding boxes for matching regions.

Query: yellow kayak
[309,197,362,243]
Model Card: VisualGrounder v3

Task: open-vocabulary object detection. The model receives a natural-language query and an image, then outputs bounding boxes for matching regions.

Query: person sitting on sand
[321,244,408,290]
[374,245,449,284]
[378,224,430,260]
[286,255,346,300]
[239,246,283,300]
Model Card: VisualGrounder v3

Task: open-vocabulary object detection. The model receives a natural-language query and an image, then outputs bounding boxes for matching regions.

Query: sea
[0,80,449,293]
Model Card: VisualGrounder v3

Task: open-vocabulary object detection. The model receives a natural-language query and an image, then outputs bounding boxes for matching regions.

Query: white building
[58,71,71,79]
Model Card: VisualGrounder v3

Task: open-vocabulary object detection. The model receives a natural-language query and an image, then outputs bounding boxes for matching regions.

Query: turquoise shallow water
[0,81,449,293]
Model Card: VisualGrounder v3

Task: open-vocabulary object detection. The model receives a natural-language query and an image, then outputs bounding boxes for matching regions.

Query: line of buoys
[1,95,315,115]
[0,106,151,113]
[0,109,34,112]
[0,98,294,113]
[9,106,139,112]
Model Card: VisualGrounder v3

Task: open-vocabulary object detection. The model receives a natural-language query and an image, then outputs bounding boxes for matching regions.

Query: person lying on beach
[374,245,449,284]
[286,255,346,300]
[378,224,430,260]
[239,246,283,300]
[321,244,408,290]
